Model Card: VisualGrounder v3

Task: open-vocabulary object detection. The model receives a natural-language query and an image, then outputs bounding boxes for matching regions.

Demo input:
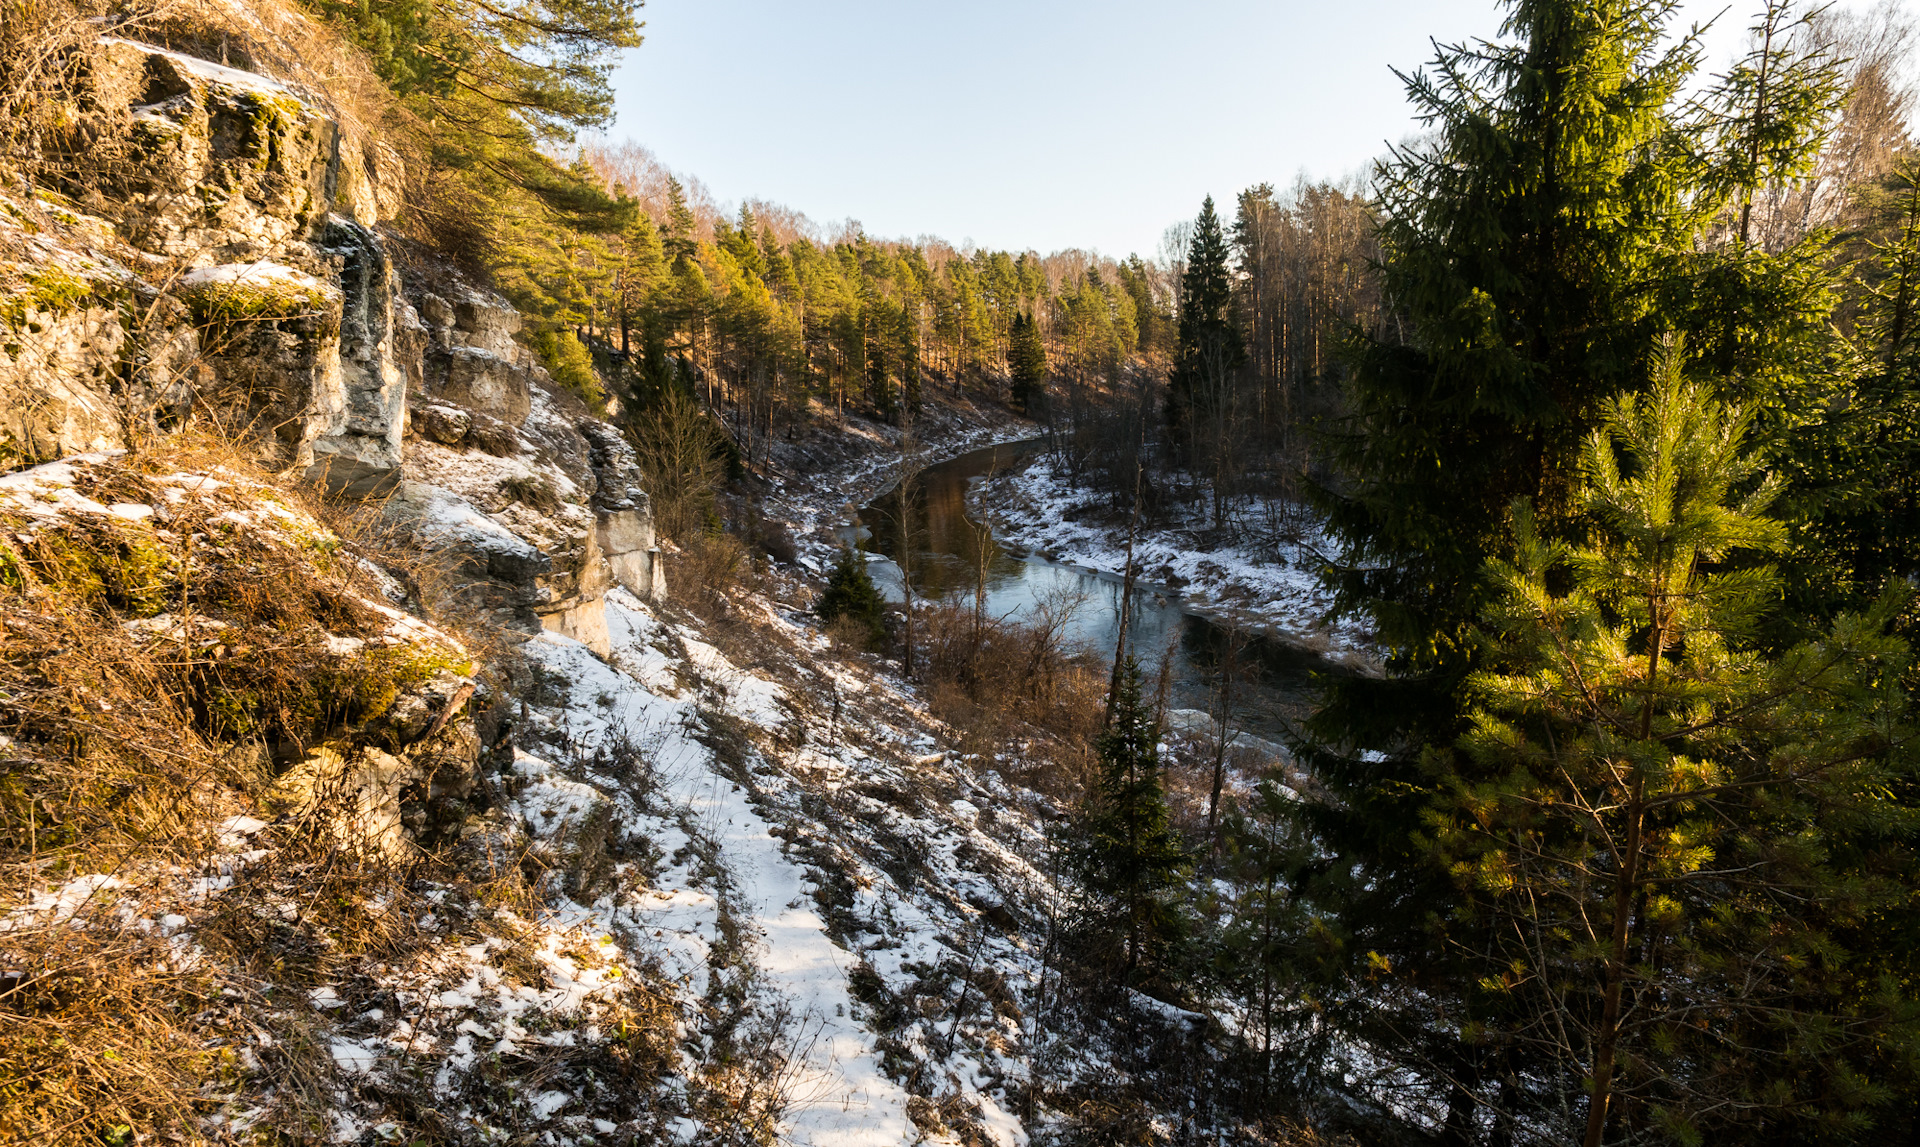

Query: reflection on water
[847,439,1331,739]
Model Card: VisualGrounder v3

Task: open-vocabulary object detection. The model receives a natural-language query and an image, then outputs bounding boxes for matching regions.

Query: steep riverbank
[757,402,1042,571]
[848,439,1345,741]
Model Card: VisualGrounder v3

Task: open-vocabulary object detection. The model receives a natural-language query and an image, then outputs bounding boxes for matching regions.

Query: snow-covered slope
[505,584,1052,1145]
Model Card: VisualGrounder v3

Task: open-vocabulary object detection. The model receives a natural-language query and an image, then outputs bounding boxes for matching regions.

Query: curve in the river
[846,439,1344,741]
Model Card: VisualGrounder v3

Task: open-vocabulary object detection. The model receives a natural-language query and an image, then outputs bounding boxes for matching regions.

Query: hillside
[15,0,1920,1144]
[0,7,1258,1145]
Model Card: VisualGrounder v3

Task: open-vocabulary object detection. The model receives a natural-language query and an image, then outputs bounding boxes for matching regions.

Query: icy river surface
[850,438,1342,740]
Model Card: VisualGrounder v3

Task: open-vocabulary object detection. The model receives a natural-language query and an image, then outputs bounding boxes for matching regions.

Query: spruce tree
[1431,354,1919,1142]
[1166,196,1242,455]
[1008,311,1047,415]
[817,545,887,647]
[1074,656,1188,985]
[662,177,698,268]
[1290,0,1855,1130]
[1783,159,1920,614]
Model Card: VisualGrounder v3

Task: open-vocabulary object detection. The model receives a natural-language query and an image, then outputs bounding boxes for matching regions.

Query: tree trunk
[1582,775,1644,1147]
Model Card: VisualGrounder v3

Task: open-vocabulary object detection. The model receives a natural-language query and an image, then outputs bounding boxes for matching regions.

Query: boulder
[178,261,346,470]
[434,346,532,424]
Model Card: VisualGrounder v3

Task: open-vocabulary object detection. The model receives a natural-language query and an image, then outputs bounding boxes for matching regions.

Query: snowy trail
[682,767,918,1145]
[525,594,926,1146]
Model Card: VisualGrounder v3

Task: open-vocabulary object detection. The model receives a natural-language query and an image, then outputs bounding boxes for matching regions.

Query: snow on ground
[511,585,1050,1146]
[177,260,338,297]
[99,36,315,100]
[762,412,1038,573]
[978,454,1379,667]
[522,624,922,1145]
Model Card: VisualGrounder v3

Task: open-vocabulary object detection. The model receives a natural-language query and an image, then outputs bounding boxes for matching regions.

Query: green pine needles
[1431,349,1917,1143]
[1167,195,1244,464]
[817,545,888,647]
[1008,311,1046,416]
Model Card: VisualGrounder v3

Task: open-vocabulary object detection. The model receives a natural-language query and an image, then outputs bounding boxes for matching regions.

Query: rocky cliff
[0,33,662,654]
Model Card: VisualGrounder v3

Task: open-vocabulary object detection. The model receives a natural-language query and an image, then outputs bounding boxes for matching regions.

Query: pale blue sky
[604,1,1818,258]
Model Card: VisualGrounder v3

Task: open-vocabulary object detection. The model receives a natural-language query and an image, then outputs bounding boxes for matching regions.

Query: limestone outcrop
[2,34,664,652]
[397,273,663,653]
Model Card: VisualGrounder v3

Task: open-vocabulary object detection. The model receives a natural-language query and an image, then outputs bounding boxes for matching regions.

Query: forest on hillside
[410,0,1920,1135]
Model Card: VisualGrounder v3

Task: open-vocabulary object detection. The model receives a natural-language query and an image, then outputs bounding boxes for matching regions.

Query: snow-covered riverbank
[974,455,1380,673]
[758,402,1040,569]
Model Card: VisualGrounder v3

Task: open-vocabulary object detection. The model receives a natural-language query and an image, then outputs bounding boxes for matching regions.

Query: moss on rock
[1,266,96,334]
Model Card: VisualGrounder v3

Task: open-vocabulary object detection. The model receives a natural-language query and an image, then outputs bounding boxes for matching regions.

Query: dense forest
[1140,1,1920,1142]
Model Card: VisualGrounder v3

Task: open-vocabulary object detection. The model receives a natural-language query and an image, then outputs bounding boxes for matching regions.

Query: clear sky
[604,1,1816,258]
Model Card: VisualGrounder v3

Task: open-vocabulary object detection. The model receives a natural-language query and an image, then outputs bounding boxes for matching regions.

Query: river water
[846,439,1336,741]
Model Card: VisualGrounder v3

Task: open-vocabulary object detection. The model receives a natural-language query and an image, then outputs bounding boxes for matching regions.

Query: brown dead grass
[916,601,1105,799]
[0,439,488,1143]
[0,921,229,1146]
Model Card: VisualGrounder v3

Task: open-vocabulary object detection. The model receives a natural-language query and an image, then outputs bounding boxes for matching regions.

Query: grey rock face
[0,301,132,461]
[435,347,533,425]
[2,39,411,482]
[91,38,386,259]
[580,420,662,599]
[308,217,409,495]
[189,277,346,470]
[7,36,668,650]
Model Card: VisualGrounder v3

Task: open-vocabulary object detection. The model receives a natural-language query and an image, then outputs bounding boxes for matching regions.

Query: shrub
[532,328,607,412]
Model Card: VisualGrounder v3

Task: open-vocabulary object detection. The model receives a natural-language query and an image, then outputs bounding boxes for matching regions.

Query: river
[845,439,1339,741]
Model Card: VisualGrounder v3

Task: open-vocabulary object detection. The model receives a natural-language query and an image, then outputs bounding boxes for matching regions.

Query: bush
[532,329,607,412]
[628,387,727,541]
[915,597,1105,796]
[817,546,887,647]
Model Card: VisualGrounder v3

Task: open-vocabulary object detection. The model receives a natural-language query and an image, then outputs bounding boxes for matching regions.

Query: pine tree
[894,304,922,420]
[1166,196,1242,455]
[663,177,698,268]
[817,545,888,647]
[615,211,665,358]
[1118,255,1165,357]
[317,0,642,226]
[864,298,897,420]
[1431,353,1919,1142]
[1074,656,1188,985]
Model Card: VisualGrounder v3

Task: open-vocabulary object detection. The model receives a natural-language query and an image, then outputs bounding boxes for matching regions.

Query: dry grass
[0,439,487,1143]
[0,921,229,1146]
[915,600,1106,799]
